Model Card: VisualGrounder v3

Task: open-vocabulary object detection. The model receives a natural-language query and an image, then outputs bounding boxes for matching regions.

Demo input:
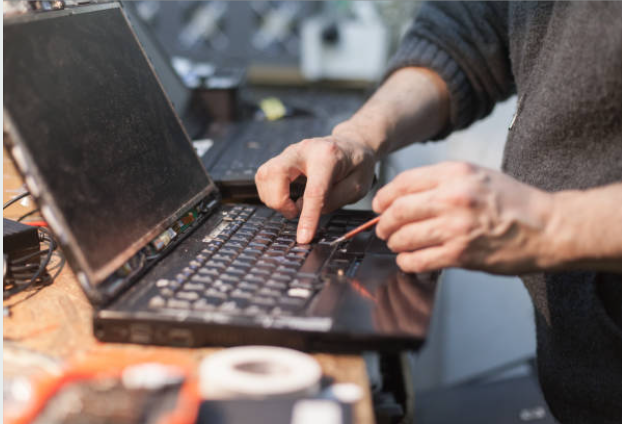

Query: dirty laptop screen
[3,6,212,282]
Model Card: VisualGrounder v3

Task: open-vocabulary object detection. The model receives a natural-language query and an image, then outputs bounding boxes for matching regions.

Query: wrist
[539,190,583,269]
[332,113,389,161]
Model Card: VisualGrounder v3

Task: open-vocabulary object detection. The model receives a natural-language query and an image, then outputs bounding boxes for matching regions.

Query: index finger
[296,158,339,243]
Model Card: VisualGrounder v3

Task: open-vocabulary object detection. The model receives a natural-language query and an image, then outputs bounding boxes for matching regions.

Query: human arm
[373,162,622,274]
[255,67,450,243]
[256,1,515,244]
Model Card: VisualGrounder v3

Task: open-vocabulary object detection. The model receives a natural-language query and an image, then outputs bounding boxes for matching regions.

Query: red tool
[329,216,381,246]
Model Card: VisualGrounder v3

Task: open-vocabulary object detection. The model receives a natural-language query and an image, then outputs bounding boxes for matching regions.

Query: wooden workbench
[3,150,375,424]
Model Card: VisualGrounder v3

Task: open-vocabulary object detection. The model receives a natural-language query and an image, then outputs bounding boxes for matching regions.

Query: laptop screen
[4,4,215,284]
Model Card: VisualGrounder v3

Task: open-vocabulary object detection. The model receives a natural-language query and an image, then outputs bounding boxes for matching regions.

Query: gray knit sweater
[386,2,622,423]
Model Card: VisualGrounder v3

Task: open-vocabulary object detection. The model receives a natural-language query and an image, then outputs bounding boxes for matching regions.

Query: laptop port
[130,324,152,344]
[168,328,194,347]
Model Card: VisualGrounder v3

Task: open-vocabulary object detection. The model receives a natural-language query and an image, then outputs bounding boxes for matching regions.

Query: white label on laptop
[273,317,333,332]
[193,138,214,157]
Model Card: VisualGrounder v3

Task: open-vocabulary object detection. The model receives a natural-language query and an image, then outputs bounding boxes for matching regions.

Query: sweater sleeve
[386,1,515,139]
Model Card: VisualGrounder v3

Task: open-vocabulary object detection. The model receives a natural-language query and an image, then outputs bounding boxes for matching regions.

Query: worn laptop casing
[3,3,438,352]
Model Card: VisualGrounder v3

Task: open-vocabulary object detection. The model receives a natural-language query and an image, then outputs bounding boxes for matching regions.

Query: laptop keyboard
[147,206,372,316]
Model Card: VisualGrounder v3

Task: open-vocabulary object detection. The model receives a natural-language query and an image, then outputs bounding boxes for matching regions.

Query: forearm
[543,183,622,272]
[332,67,450,159]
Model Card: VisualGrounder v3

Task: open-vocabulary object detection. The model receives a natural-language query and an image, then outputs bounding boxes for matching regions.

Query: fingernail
[372,197,380,213]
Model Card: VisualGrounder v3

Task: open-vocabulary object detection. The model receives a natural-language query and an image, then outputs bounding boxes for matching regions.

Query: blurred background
[120,0,532,395]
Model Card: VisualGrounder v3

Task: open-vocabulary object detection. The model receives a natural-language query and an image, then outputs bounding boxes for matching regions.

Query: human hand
[372,162,555,274]
[256,130,376,244]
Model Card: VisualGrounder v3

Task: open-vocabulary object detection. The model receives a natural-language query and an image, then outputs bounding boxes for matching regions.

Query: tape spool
[199,346,322,399]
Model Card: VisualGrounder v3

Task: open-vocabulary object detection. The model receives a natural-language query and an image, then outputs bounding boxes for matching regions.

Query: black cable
[17,208,39,222]
[3,191,30,210]
[12,248,51,264]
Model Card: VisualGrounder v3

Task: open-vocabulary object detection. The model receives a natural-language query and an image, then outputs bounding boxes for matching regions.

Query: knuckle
[299,138,315,149]
[442,186,478,209]
[446,161,476,176]
[255,165,270,181]
[387,234,402,252]
[451,216,475,236]
[391,197,409,221]
[397,254,424,273]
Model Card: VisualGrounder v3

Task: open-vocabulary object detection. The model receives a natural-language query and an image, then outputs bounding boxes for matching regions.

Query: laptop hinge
[94,190,221,306]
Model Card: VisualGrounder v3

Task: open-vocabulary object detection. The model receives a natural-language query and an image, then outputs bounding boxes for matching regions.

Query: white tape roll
[199,346,322,399]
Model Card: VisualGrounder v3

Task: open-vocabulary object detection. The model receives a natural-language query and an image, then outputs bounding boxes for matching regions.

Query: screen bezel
[3,3,218,294]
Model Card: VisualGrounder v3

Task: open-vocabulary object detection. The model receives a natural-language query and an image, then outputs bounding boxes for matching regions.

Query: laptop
[122,0,366,201]
[3,3,437,351]
[200,88,365,200]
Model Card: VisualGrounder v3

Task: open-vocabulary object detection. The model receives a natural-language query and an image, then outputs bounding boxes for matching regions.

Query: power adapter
[3,218,40,281]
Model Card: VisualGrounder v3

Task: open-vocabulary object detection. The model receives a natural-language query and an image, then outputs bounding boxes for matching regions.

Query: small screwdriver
[329,216,381,246]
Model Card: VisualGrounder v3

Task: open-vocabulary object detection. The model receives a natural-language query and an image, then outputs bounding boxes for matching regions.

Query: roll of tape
[199,346,322,399]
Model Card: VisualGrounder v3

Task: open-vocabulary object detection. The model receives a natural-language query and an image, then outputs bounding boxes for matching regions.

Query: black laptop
[122,0,366,201]
[3,3,437,351]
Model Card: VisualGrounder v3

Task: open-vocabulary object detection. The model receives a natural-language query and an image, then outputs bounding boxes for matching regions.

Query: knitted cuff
[384,36,474,140]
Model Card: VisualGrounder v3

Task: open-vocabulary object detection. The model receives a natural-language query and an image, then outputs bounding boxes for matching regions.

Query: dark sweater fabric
[386,2,622,423]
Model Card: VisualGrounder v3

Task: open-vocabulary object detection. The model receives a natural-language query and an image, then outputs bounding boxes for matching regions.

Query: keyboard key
[248,242,268,250]
[258,287,282,297]
[167,299,191,309]
[225,267,246,276]
[265,280,287,290]
[243,248,264,256]
[159,288,175,298]
[245,274,267,284]
[251,296,276,307]
[212,254,234,262]
[205,260,227,270]
[195,254,209,264]
[198,268,220,278]
[287,287,312,299]
[188,260,202,270]
[271,273,292,283]
[290,277,316,289]
[148,295,166,308]
[238,282,260,291]
[176,291,199,301]
[276,266,297,274]
[204,289,227,299]
[184,282,206,291]
[231,260,252,269]
[221,274,241,284]
[251,267,272,277]
[193,299,217,310]
[231,289,253,299]
[220,300,247,311]
[191,274,214,284]
[156,279,170,288]
[213,280,235,291]
[291,245,312,252]
[219,248,239,256]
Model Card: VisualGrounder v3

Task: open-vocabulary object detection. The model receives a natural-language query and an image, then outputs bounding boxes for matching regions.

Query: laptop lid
[3,3,218,295]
